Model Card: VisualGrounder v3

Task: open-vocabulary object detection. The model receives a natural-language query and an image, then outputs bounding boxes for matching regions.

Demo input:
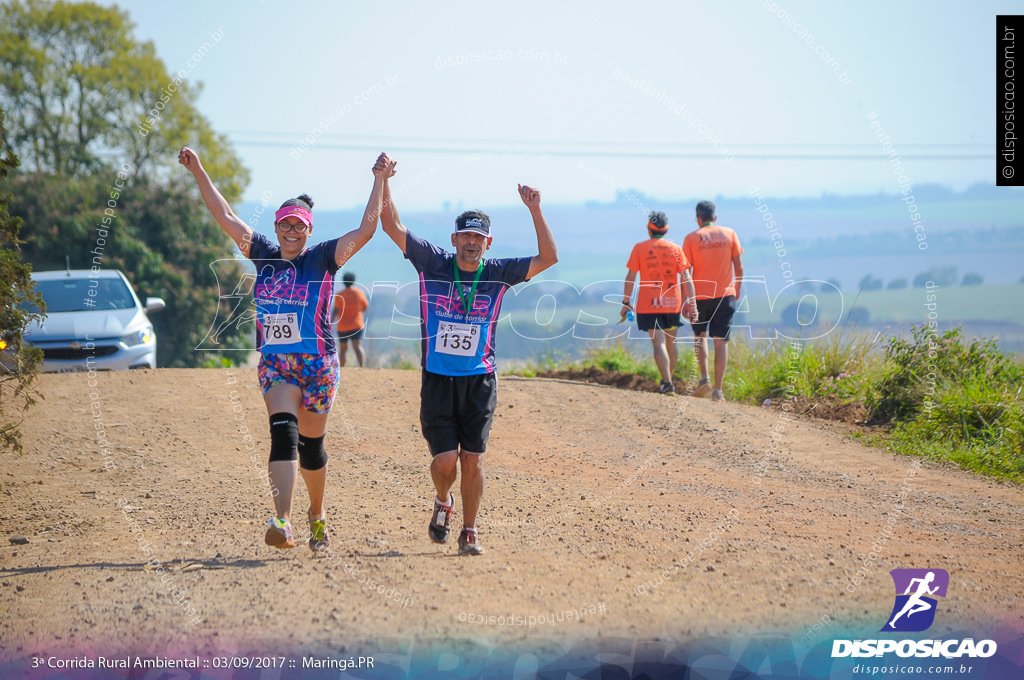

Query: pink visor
[275,205,313,226]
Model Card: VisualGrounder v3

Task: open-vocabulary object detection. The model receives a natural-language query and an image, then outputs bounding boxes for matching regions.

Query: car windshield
[33,278,135,312]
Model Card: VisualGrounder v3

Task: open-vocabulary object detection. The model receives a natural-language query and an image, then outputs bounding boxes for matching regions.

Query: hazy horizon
[96,1,1005,210]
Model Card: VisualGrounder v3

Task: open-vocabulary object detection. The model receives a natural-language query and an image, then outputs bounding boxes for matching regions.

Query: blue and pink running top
[248,232,340,355]
[404,231,532,376]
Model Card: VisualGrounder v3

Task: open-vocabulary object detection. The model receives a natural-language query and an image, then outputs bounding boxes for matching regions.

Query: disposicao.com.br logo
[832,568,998,660]
[883,568,949,632]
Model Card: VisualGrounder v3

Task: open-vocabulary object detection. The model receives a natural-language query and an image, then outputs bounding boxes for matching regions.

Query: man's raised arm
[378,155,407,254]
[519,183,558,279]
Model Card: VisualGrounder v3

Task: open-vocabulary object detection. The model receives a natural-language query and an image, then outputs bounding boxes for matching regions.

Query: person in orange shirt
[331,272,370,367]
[682,200,744,401]
[621,211,697,395]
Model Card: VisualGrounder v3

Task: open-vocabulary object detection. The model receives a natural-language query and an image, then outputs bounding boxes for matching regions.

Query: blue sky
[106,0,1006,210]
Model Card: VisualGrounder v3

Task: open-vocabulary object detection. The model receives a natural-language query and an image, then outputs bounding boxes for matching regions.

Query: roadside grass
[514,347,569,378]
[865,326,1023,480]
[510,326,1023,481]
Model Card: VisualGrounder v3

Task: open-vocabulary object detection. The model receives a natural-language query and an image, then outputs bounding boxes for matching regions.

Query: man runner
[682,200,744,401]
[379,156,558,555]
[620,211,697,395]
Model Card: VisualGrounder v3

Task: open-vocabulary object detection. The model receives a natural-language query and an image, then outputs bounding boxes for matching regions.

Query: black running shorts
[691,295,736,340]
[420,371,498,456]
[636,312,683,332]
[337,326,364,342]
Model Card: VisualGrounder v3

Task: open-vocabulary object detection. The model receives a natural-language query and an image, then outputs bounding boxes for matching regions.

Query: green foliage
[867,326,1014,422]
[866,326,1023,478]
[821,278,842,293]
[884,395,1023,480]
[508,323,1023,479]
[385,357,419,371]
[858,273,883,291]
[510,347,566,378]
[379,342,420,370]
[725,329,880,404]
[8,172,251,367]
[583,343,662,383]
[913,265,957,288]
[0,108,44,453]
[513,341,684,384]
[0,0,254,368]
[201,355,235,369]
[0,0,248,200]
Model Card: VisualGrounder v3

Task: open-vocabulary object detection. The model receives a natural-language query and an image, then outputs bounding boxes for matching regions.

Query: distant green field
[497,283,1023,327]
[357,274,1024,360]
[491,282,1024,356]
[737,283,1024,325]
[786,199,1024,225]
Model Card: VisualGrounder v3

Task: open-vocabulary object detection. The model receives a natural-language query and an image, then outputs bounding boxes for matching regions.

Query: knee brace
[298,434,328,471]
[268,412,298,462]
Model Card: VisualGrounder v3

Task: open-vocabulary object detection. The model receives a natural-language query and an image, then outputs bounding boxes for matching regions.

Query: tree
[820,278,841,294]
[913,266,957,288]
[781,300,818,328]
[0,0,248,199]
[0,0,252,367]
[887,277,908,290]
[961,272,983,286]
[0,108,44,453]
[8,173,251,368]
[858,273,883,291]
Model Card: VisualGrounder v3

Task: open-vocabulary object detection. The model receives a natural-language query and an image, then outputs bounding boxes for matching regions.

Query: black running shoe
[429,493,454,543]
[458,528,484,556]
[659,381,676,395]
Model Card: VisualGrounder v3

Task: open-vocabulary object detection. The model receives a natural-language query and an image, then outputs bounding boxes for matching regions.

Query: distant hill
[237,182,1024,288]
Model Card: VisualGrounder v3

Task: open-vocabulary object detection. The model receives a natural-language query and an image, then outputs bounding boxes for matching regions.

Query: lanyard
[452,258,484,319]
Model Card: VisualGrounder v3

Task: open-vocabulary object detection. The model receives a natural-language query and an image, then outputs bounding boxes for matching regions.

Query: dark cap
[648,210,669,234]
[455,211,491,237]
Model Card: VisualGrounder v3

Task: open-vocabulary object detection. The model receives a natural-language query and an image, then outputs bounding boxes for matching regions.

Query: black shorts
[636,312,682,332]
[337,326,364,342]
[691,295,735,339]
[420,370,497,456]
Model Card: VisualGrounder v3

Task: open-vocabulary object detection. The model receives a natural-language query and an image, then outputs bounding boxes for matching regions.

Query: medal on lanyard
[452,258,484,319]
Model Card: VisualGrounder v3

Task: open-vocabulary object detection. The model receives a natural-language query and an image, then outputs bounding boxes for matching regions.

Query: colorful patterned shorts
[257,353,340,414]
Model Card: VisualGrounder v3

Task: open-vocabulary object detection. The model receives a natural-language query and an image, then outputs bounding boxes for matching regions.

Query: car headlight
[121,327,153,347]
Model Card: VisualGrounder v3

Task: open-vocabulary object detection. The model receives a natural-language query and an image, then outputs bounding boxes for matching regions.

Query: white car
[23,269,166,372]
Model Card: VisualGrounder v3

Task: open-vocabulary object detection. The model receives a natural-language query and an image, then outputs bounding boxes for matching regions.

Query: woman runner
[178,146,392,552]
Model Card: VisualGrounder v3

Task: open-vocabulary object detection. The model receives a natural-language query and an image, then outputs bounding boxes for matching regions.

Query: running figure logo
[881,568,949,632]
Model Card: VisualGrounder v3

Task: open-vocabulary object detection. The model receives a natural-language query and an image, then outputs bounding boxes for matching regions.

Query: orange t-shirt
[625,238,690,314]
[332,286,369,333]
[682,225,743,300]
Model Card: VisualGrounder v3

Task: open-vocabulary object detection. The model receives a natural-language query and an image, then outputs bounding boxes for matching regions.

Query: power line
[226,136,991,161]
[226,130,990,150]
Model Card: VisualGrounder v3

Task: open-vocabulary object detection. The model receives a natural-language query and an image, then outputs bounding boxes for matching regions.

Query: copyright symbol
[458,612,466,621]
[1002,165,1014,179]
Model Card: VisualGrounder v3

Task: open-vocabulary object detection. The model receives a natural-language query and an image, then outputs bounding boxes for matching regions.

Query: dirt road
[1,369,1021,658]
